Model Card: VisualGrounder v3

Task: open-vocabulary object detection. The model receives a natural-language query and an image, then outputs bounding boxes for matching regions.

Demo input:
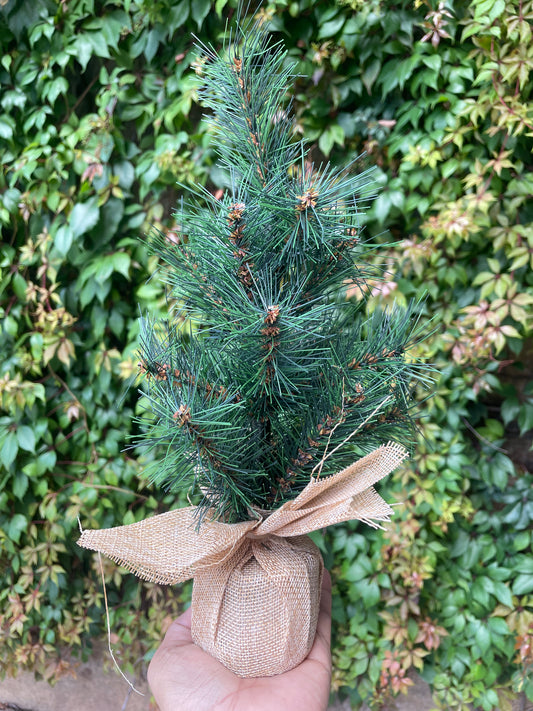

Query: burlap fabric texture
[78,441,408,677]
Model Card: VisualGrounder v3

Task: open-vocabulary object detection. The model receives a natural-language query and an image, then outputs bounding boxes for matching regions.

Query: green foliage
[1,0,532,707]
[298,0,533,708]
[0,0,223,684]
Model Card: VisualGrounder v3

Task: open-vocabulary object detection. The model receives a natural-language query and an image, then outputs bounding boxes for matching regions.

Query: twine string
[98,552,145,697]
[313,382,347,480]
[311,396,393,478]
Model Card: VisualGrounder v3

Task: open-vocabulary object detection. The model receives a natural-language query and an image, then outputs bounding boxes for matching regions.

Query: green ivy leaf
[85,30,111,59]
[512,574,533,596]
[345,556,373,582]
[318,15,345,39]
[513,530,531,551]
[69,35,95,71]
[0,115,15,139]
[144,29,161,63]
[1,88,26,111]
[13,473,29,500]
[215,0,229,17]
[54,224,74,256]
[7,514,27,544]
[16,425,35,453]
[99,198,125,242]
[44,76,68,105]
[421,54,442,73]
[168,0,190,30]
[110,252,131,279]
[491,581,513,607]
[36,450,57,475]
[362,59,381,94]
[475,624,491,655]
[69,197,100,237]
[191,0,211,29]
[12,272,26,300]
[471,578,490,607]
[488,617,509,636]
[1,431,18,468]
[396,55,419,90]
[358,579,380,607]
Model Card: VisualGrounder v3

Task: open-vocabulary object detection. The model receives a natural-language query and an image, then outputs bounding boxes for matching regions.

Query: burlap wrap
[78,442,408,677]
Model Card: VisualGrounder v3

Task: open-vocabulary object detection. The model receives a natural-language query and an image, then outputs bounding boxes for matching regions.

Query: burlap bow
[78,442,408,676]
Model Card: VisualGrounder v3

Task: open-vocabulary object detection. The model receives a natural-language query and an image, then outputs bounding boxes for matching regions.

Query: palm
[148,573,332,711]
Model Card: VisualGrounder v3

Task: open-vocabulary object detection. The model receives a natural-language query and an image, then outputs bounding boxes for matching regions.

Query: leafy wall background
[1,0,532,708]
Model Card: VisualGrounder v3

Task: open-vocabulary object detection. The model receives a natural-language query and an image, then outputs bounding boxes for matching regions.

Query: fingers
[317,569,332,649]
[306,568,332,671]
[161,605,193,647]
[147,606,197,710]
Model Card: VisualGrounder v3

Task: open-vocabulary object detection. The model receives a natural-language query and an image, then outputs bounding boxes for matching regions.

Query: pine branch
[197,20,298,186]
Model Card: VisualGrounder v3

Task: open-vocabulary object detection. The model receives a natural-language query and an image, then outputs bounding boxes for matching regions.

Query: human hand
[147,570,332,711]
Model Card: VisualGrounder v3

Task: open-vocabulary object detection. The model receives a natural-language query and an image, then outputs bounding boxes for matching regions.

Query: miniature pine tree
[136,16,425,524]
